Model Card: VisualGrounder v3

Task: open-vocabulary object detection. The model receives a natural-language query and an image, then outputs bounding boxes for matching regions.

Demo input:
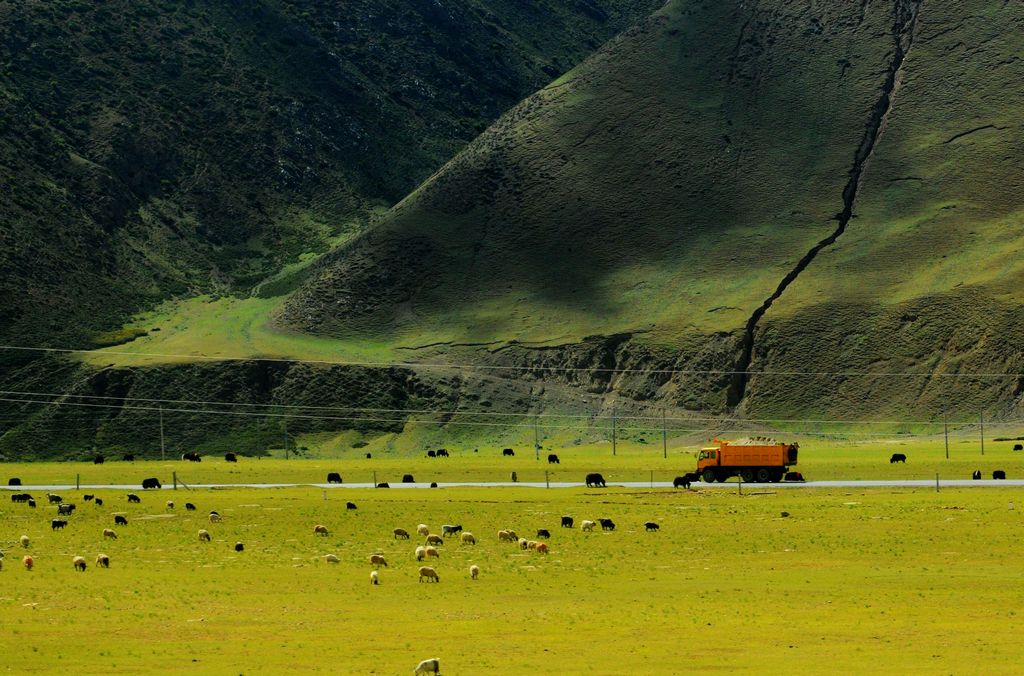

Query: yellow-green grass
[81,295,398,368]
[3,485,1024,673]
[5,434,1024,488]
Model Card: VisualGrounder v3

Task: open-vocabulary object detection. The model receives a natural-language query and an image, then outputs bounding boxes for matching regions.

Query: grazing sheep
[51,519,68,530]
[561,516,573,528]
[425,534,443,546]
[103,528,117,540]
[644,522,660,531]
[470,564,480,580]
[93,498,102,507]
[416,524,429,537]
[20,535,29,548]
[518,538,529,550]
[599,518,616,531]
[83,494,94,502]
[393,528,410,539]
[23,555,34,570]
[536,529,551,539]
[415,546,426,561]
[28,499,37,508]
[234,542,244,552]
[209,513,222,523]
[414,658,440,675]
[460,532,476,545]
[114,515,128,526]
[57,503,76,515]
[498,530,514,542]
[441,524,462,537]
[127,493,141,504]
[536,542,549,554]
[370,570,379,585]
[142,478,161,489]
[369,554,388,568]
[185,502,196,511]
[325,554,340,564]
[581,520,596,532]
[346,501,357,510]
[73,556,87,571]
[198,529,211,542]
[425,546,440,559]
[314,524,329,537]
[47,493,62,504]
[166,501,174,510]
[418,566,439,582]
[96,554,110,568]
[506,530,518,541]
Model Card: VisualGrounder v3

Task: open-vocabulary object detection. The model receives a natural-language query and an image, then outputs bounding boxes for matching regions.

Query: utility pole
[284,418,289,460]
[534,418,540,461]
[944,411,949,460]
[980,412,985,456]
[159,406,165,461]
[662,408,667,460]
[611,406,617,456]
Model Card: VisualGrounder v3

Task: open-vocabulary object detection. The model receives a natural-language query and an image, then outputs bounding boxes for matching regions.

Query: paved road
[6,480,1024,491]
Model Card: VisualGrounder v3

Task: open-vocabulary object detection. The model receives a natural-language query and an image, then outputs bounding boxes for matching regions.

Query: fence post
[935,472,940,492]
[545,470,550,489]
[173,472,177,490]
[76,473,80,490]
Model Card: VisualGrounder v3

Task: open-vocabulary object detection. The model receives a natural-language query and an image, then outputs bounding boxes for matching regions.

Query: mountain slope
[0,0,660,351]
[279,0,904,403]
[281,0,1024,417]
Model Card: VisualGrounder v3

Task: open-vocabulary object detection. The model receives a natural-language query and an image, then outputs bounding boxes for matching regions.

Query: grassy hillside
[277,0,1024,418]
[0,0,660,351]
[746,0,1024,419]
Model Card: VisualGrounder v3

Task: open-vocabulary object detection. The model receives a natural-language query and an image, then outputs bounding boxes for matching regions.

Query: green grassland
[3,481,1024,673]
[7,433,1024,488]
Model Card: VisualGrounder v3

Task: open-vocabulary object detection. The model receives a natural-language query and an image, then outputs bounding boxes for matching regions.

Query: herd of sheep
[4,488,659,584]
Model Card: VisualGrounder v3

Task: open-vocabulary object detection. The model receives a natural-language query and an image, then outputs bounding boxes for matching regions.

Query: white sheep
[166,501,174,510]
[418,566,439,582]
[460,532,476,545]
[518,538,529,550]
[414,657,440,674]
[369,554,388,568]
[198,529,211,542]
[325,554,340,564]
[72,556,87,572]
[425,546,440,559]
[314,524,329,536]
[416,524,430,537]
[470,564,479,580]
[425,534,443,546]
[415,545,426,561]
[103,528,117,540]
[96,554,110,568]
[497,530,514,542]
[370,570,379,585]
[20,535,29,548]
[393,527,410,539]
[209,513,222,523]
[581,520,596,532]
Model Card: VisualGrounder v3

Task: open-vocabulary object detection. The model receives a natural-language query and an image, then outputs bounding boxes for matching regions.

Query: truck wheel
[702,468,717,483]
[740,468,754,482]
[770,470,784,483]
[756,468,771,483]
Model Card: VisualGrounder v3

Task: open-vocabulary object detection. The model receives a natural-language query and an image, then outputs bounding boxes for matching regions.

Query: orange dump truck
[696,438,798,483]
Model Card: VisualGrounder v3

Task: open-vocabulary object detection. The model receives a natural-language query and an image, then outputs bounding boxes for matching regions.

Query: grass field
[5,433,1024,488]
[3,479,1024,674]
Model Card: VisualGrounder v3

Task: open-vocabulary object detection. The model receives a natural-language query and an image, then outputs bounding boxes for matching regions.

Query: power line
[1,387,1021,427]
[4,343,1024,379]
